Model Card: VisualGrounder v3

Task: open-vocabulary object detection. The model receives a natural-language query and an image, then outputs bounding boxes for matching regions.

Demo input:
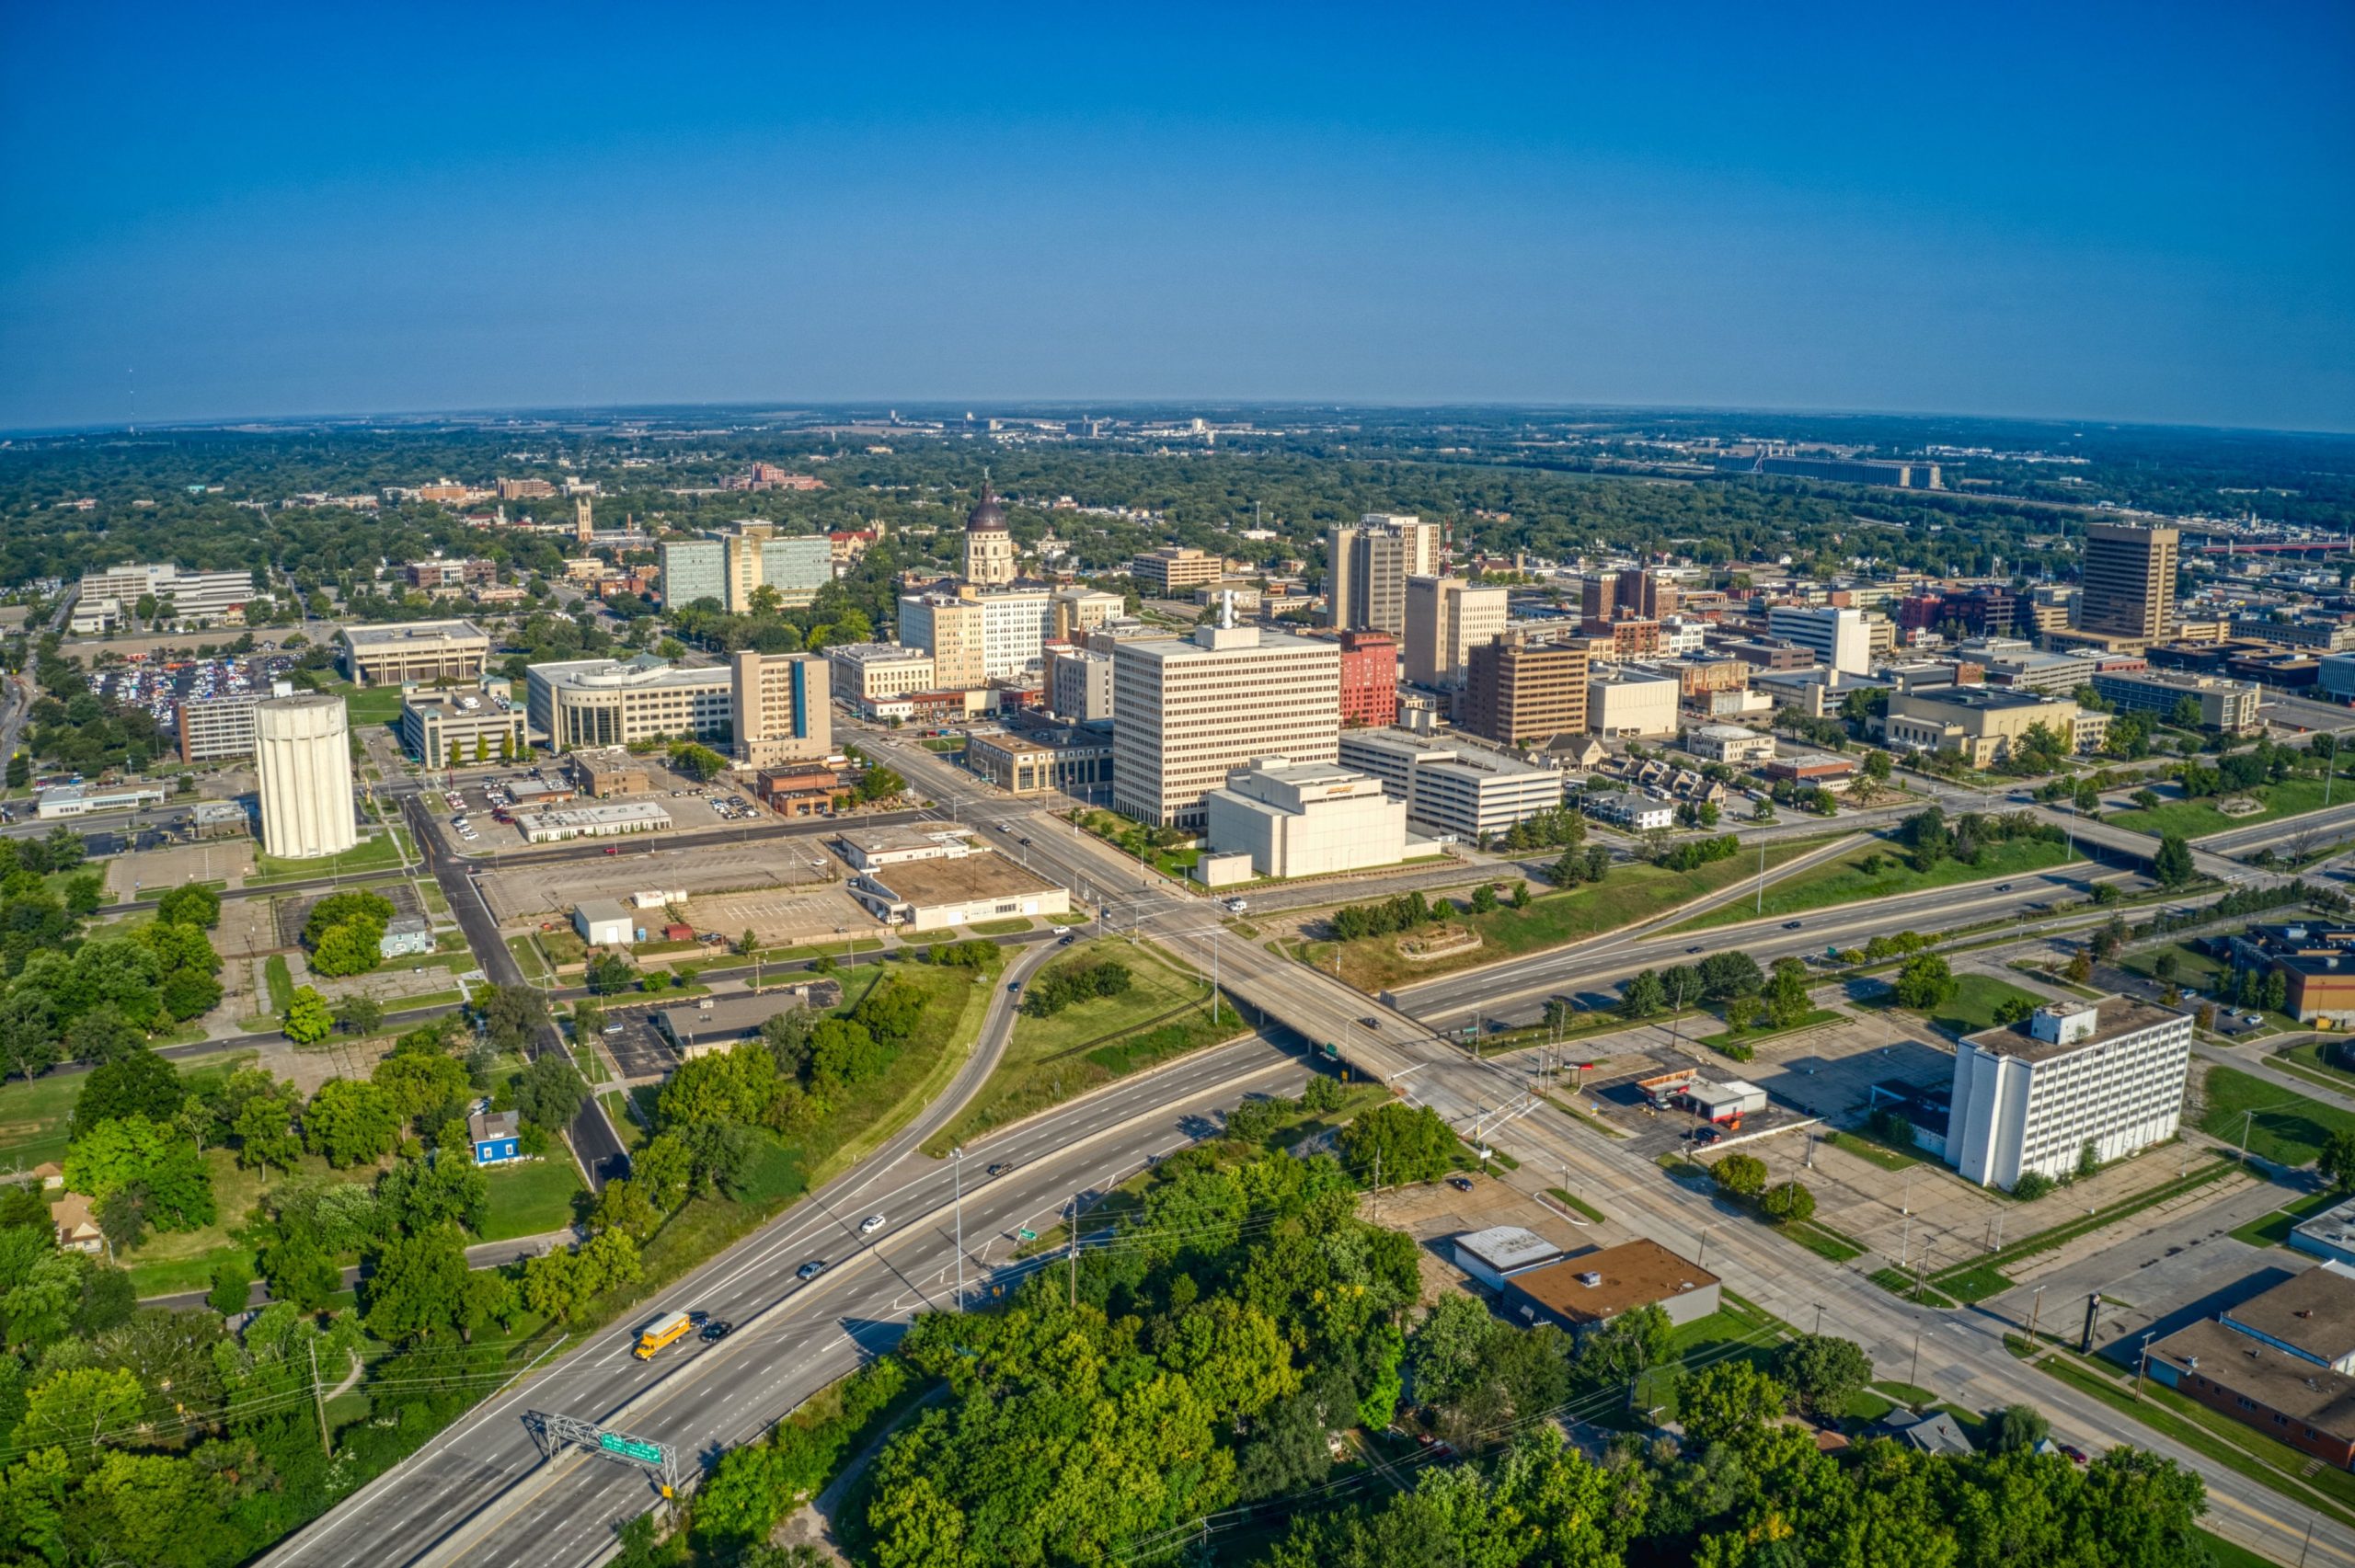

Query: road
[260,933,1293,1567]
[2200,798,2355,857]
[405,794,633,1189]
[858,729,2348,1567]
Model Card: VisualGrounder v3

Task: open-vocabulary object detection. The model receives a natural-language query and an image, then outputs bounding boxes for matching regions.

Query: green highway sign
[1016,1228,1038,1242]
[601,1433,663,1464]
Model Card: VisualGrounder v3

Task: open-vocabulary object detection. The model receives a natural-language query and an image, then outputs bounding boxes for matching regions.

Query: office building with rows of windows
[1946,996,2190,1191]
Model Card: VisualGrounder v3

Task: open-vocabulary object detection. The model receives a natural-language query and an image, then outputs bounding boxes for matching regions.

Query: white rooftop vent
[1577,1271,1603,1288]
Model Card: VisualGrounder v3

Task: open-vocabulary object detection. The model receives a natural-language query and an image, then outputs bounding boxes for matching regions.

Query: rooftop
[1340,727,1559,780]
[654,981,844,1043]
[1898,684,2065,713]
[1961,994,2188,1063]
[860,850,1065,910]
[343,619,488,646]
[2150,1317,2355,1433]
[1453,1225,1564,1274]
[578,898,631,923]
[2223,1265,2355,1365]
[1504,1239,1719,1326]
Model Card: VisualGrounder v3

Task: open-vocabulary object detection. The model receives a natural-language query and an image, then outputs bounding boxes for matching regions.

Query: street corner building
[1945,996,2190,1191]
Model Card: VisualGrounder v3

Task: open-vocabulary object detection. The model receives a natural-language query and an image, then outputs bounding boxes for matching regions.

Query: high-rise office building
[730,650,832,766]
[2077,521,2179,641]
[1460,636,1589,747]
[1765,605,1872,675]
[1336,631,1398,728]
[1327,514,1441,635]
[660,522,832,612]
[1617,568,1678,620]
[658,539,726,609]
[1111,619,1340,827]
[1405,576,1510,687]
[898,588,1053,684]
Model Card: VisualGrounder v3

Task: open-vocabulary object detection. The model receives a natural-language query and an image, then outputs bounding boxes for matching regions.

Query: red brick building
[1336,631,1398,729]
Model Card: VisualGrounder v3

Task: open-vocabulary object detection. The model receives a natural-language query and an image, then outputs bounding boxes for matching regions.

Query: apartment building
[1110,621,1339,828]
[658,538,727,609]
[1947,997,2190,1190]
[1404,576,1510,687]
[339,620,491,687]
[178,692,262,762]
[827,642,936,703]
[1460,636,1589,747]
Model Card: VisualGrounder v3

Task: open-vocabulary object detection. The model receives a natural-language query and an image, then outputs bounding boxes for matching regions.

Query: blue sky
[3,1,2350,431]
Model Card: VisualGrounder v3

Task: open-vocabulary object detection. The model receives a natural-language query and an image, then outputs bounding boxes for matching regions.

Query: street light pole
[951,1147,966,1313]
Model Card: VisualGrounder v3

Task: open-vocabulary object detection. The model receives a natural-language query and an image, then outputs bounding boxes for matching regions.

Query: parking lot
[593,1001,685,1082]
[86,652,295,742]
[478,838,846,924]
[103,835,256,900]
[435,755,776,848]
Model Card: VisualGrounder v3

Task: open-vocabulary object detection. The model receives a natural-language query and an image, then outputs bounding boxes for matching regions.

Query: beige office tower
[575,496,593,543]
[1404,575,1510,687]
[1111,621,1341,827]
[729,650,832,766]
[897,593,987,688]
[2077,521,2179,640]
[1327,513,1442,634]
[254,693,356,859]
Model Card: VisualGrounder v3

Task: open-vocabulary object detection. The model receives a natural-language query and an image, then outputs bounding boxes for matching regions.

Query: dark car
[1448,1175,1475,1192]
[797,1260,828,1282]
[1783,920,1803,930]
[1360,1015,1381,1029]
[687,1310,710,1326]
[1686,944,1705,954]
[1007,981,1022,993]
[1058,933,1076,945]
[1994,883,2013,892]
[987,1162,1014,1177]
[701,1319,733,1341]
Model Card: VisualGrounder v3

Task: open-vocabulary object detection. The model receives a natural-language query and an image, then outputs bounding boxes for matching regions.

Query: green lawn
[1693,1007,1842,1055]
[1672,835,2078,933]
[2120,940,2228,990]
[252,829,409,882]
[477,1158,585,1242]
[2269,1037,2355,1095]
[0,1050,258,1170]
[2198,1530,2281,1568]
[1820,1128,1924,1171]
[1314,836,1844,993]
[1073,809,1202,881]
[2107,773,2345,841]
[1880,973,2050,1036]
[926,937,1240,1154]
[965,917,1031,936]
[2197,1064,2355,1169]
[2229,1185,2343,1250]
[264,955,293,1012]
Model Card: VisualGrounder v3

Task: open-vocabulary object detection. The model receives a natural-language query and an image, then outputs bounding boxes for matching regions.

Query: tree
[305,1078,399,1167]
[1619,969,1667,1019]
[364,1223,476,1342]
[41,824,84,872]
[282,984,333,1044]
[336,992,385,1038]
[1336,1103,1457,1186]
[208,1255,254,1316]
[2321,1128,2355,1192]
[233,1087,302,1174]
[1987,1402,2052,1454]
[1697,950,1763,1001]
[586,953,638,995]
[64,1113,215,1229]
[515,1051,590,1133]
[1763,957,1812,1027]
[1760,1180,1815,1225]
[2013,1171,2056,1201]
[16,1365,144,1472]
[1775,1333,1871,1418]
[482,983,550,1051]
[2153,833,2196,887]
[2065,950,2095,984]
[1993,995,2036,1026]
[70,1047,185,1138]
[1677,1361,1786,1447]
[1710,1153,1767,1198]
[1890,953,1956,1011]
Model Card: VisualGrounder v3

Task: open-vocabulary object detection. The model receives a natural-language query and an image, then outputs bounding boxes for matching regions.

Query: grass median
[1671,835,2079,933]
[2198,1063,2355,1168]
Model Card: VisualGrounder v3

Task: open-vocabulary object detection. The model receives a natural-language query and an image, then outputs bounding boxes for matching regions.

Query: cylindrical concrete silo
[255,692,358,859]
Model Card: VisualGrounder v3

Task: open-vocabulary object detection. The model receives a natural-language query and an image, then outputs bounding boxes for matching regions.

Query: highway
[261,933,1304,1567]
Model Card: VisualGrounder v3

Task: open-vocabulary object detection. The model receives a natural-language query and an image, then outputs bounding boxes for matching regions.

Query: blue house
[469,1108,521,1166]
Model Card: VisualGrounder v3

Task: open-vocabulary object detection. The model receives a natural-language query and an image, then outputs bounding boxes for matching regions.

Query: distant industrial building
[1338,727,1566,842]
[1203,759,1407,879]
[1947,997,2190,1191]
[573,898,636,946]
[2223,924,2355,1024]
[1713,450,1943,488]
[339,620,492,687]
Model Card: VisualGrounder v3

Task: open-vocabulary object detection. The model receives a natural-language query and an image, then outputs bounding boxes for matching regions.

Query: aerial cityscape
[2,5,2353,1568]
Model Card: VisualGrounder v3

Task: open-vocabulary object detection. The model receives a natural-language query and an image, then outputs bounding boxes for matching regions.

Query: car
[1008,981,1022,992]
[859,1215,887,1235]
[604,846,621,854]
[797,1260,828,1281]
[1360,1015,1381,1029]
[700,1320,733,1341]
[1058,932,1076,945]
[2059,1442,2091,1466]
[1783,920,1803,930]
[687,1310,710,1325]
[987,1161,1014,1177]
[603,1022,625,1035]
[1687,944,1705,954]
[1994,883,2013,892]
[2245,1013,2264,1024]
[1448,1175,1475,1192]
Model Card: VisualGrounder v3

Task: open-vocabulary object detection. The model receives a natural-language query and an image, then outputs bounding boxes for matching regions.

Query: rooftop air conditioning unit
[1578,1272,1603,1288]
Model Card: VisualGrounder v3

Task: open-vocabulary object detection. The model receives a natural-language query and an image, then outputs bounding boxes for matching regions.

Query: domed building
[963,480,1017,587]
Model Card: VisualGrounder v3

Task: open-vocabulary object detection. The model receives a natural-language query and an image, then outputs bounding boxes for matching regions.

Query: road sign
[601,1433,663,1464]
[1320,1041,1338,1059]
[1016,1228,1038,1242]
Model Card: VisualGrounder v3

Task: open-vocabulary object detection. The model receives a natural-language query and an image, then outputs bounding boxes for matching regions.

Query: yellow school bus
[633,1310,694,1360]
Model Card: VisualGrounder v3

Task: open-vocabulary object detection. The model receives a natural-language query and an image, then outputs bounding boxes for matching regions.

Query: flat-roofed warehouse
[339,620,492,687]
[653,981,843,1059]
[845,848,1072,932]
[1499,1239,1722,1332]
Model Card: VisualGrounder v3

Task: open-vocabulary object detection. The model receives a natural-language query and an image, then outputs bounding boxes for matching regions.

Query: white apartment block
[1336,727,1568,843]
[1203,759,1407,878]
[1765,605,1871,675]
[1111,623,1340,828]
[1947,997,2191,1191]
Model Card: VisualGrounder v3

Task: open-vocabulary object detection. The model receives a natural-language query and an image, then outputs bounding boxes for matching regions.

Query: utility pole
[308,1340,331,1458]
[1068,1191,1079,1310]
[2136,1331,2156,1396]
[1756,841,1765,914]
[2026,1284,2047,1346]
[1909,1327,1923,1391]
[1812,1303,1824,1335]
[951,1147,966,1313]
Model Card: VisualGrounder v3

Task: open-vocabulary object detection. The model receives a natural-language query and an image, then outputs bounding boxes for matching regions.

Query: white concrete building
[1683,724,1776,765]
[1111,620,1340,828]
[1765,605,1871,675]
[1452,1225,1565,1290]
[76,563,253,626]
[34,782,167,819]
[573,898,636,946]
[1586,668,1681,738]
[826,643,936,703]
[516,801,671,842]
[831,826,979,872]
[1404,576,1510,687]
[1336,727,1567,842]
[254,692,356,858]
[1584,793,1674,832]
[1947,996,2191,1191]
[1202,759,1407,879]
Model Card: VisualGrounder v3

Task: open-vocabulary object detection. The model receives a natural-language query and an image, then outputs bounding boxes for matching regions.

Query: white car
[858,1215,887,1236]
